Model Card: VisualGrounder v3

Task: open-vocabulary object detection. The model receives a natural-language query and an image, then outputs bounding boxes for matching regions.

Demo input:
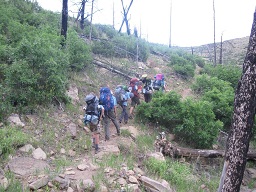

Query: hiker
[83,93,104,154]
[128,77,142,119]
[115,85,134,124]
[99,86,120,141]
[153,73,166,92]
[140,74,154,103]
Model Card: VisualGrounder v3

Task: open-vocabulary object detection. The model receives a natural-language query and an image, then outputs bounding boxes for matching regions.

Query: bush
[174,99,223,148]
[202,64,242,89]
[4,29,69,108]
[136,91,183,128]
[0,126,29,160]
[66,29,92,71]
[202,87,234,129]
[192,74,233,95]
[168,52,196,79]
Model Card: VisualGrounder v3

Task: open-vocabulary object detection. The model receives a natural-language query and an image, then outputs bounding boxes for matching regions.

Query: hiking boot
[117,132,121,136]
[95,148,101,154]
[124,121,128,124]
[105,136,110,141]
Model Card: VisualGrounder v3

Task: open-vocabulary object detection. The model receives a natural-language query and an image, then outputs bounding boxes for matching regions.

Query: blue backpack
[99,87,114,111]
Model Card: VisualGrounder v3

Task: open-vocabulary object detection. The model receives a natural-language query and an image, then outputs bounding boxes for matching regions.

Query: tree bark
[80,0,86,30]
[61,0,68,44]
[218,9,256,192]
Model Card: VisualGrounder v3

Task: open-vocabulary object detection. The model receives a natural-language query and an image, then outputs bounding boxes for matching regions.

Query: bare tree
[118,0,134,35]
[169,0,172,48]
[213,0,217,66]
[61,0,68,46]
[80,0,86,30]
[89,0,94,41]
[218,9,256,191]
[219,33,223,64]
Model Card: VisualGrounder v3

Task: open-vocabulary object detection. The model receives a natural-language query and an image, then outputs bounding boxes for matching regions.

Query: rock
[66,84,79,105]
[19,144,35,153]
[60,148,66,154]
[67,187,74,192]
[7,114,25,127]
[146,152,165,162]
[129,175,139,184]
[77,164,88,171]
[29,176,49,190]
[32,148,47,160]
[0,177,9,190]
[8,157,50,176]
[117,178,127,186]
[82,179,95,191]
[133,167,145,176]
[68,122,77,138]
[139,176,173,192]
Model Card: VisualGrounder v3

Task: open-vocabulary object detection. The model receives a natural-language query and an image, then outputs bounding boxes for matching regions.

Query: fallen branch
[155,139,256,160]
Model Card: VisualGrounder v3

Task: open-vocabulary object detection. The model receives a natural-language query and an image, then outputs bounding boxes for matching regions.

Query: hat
[142,74,147,78]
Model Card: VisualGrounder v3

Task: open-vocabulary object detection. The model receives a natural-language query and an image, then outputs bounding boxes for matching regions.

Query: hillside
[180,36,249,65]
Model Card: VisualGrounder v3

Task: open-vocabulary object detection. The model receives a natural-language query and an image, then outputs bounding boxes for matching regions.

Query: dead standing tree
[118,0,134,35]
[61,0,68,46]
[218,9,256,192]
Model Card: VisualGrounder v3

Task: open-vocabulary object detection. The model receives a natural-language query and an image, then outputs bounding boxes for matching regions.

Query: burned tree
[119,0,134,35]
[218,9,256,192]
[61,0,68,43]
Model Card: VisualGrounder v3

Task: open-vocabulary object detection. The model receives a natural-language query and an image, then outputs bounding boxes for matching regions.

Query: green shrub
[192,74,233,95]
[174,99,223,148]
[202,64,242,89]
[168,52,196,79]
[136,91,183,128]
[0,126,29,159]
[4,29,69,107]
[202,87,234,129]
[66,29,92,71]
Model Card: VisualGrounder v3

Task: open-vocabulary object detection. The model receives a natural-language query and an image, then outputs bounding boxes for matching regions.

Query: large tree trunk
[80,0,86,30]
[218,10,256,192]
[61,0,68,41]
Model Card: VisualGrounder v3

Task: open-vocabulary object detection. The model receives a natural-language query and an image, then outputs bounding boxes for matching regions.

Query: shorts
[131,96,140,107]
[88,124,99,133]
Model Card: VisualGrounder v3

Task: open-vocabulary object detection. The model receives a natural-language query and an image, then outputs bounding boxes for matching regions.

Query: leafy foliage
[137,91,223,148]
[0,126,29,160]
[66,29,92,71]
[192,74,233,95]
[175,99,223,148]
[202,64,242,89]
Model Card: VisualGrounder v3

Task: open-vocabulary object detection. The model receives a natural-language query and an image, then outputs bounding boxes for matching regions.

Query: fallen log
[155,139,256,160]
[92,59,140,80]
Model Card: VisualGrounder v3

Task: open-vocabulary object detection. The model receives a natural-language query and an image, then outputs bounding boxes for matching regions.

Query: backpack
[99,87,114,111]
[114,85,127,105]
[153,74,165,90]
[129,78,141,97]
[84,94,100,125]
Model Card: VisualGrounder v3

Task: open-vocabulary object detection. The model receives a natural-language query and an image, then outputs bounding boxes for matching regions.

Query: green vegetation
[0,126,29,160]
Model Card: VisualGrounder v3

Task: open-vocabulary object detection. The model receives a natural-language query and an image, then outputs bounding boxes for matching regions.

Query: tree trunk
[213,0,217,66]
[118,0,134,35]
[80,0,85,30]
[218,9,256,192]
[219,34,223,64]
[89,0,94,42]
[61,0,68,46]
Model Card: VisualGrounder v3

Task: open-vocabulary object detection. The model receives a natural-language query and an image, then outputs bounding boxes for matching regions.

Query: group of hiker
[83,73,166,153]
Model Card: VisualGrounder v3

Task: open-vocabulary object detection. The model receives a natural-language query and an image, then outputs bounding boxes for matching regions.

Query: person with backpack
[153,73,166,92]
[128,77,142,119]
[140,74,154,103]
[83,92,104,154]
[99,86,120,141]
[115,85,134,124]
